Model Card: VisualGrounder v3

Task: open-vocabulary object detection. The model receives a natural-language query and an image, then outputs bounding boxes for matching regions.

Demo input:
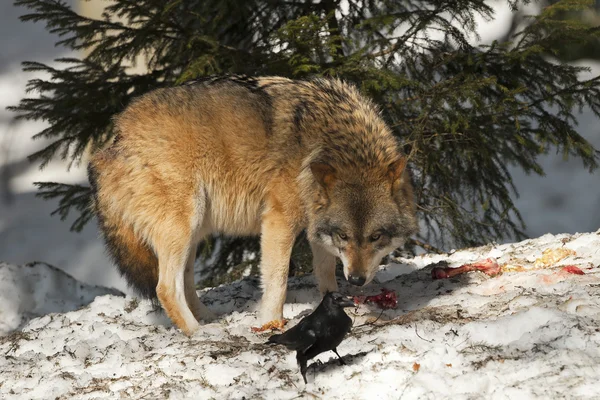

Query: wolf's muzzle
[348,275,366,286]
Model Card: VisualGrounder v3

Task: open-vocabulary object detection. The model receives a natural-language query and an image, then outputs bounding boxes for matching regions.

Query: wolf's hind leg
[155,236,202,336]
[310,242,338,294]
[184,248,216,322]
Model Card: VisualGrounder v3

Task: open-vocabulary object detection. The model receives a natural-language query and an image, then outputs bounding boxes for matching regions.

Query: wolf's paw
[251,319,288,333]
[257,303,284,326]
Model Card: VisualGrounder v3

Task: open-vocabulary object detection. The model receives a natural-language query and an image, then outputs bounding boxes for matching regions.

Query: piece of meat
[533,248,576,269]
[251,319,288,333]
[353,288,398,309]
[431,258,501,280]
[560,265,585,275]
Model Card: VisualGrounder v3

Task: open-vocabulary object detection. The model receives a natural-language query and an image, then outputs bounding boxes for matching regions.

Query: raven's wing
[268,321,317,353]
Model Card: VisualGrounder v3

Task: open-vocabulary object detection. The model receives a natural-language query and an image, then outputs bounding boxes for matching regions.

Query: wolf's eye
[370,233,381,242]
[337,232,348,241]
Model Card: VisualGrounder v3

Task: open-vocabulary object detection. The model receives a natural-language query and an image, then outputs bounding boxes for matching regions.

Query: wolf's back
[88,150,159,299]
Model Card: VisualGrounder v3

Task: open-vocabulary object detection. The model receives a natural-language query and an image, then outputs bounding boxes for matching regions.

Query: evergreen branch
[34,182,94,232]
[11,0,600,265]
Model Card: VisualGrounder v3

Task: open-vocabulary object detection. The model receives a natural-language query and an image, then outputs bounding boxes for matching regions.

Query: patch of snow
[0,261,123,335]
[1,230,600,398]
[0,193,129,294]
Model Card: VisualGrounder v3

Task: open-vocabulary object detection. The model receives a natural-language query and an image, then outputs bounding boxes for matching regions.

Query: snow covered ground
[1,230,599,399]
[0,261,123,335]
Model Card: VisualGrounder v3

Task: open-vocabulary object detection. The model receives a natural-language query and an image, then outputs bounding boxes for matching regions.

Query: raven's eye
[337,232,348,241]
[370,233,381,242]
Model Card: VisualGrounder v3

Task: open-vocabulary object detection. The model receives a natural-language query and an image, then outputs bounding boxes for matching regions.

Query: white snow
[1,230,600,399]
[0,262,123,335]
[1,2,600,397]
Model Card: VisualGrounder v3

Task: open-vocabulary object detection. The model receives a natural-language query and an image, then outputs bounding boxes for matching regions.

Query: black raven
[267,291,355,383]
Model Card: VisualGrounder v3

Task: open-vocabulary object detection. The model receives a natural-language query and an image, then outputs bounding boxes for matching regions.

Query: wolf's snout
[348,275,366,286]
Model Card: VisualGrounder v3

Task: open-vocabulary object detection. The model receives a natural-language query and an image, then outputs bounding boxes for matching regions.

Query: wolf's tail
[88,160,159,299]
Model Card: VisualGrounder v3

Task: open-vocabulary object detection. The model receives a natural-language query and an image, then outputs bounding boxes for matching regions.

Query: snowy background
[0,0,129,293]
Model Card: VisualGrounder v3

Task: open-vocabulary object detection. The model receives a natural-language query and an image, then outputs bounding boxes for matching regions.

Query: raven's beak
[339,296,357,308]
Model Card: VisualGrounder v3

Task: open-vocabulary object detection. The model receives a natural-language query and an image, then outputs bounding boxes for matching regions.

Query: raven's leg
[297,353,308,384]
[332,348,346,365]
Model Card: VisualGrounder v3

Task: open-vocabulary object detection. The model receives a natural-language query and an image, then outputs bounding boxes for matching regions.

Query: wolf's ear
[387,157,407,188]
[310,162,337,190]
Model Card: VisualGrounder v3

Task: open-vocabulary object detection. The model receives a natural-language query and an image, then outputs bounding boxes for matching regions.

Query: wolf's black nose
[348,275,366,286]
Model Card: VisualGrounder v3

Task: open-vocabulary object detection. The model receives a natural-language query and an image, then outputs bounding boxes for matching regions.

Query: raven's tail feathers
[266,334,282,345]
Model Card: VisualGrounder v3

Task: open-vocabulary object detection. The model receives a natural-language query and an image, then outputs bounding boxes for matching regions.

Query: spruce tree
[9,0,600,281]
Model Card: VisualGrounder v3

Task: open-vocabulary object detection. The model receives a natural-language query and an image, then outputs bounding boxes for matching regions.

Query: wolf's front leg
[310,242,338,294]
[258,208,298,324]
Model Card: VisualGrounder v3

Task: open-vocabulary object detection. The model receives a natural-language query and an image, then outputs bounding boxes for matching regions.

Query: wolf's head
[305,157,418,287]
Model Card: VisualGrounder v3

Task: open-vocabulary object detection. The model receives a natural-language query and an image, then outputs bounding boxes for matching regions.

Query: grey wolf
[87,75,417,336]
